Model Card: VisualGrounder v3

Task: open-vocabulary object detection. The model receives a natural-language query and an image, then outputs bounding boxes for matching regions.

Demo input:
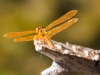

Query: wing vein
[48,18,78,38]
[45,10,78,31]
[13,35,35,42]
[3,30,37,38]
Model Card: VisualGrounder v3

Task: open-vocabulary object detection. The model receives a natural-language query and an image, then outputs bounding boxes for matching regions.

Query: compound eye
[36,28,39,31]
[36,27,42,31]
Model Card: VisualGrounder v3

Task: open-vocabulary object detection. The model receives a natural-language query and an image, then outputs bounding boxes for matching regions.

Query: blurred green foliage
[1,0,100,75]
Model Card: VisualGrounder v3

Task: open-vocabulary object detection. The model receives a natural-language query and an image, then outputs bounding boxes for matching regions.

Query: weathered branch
[34,40,100,75]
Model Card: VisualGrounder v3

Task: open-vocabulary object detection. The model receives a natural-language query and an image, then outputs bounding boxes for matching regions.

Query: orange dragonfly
[3,10,78,49]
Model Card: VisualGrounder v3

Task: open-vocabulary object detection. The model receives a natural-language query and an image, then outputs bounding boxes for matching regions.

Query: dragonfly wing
[43,35,54,48]
[45,10,78,31]
[48,18,78,38]
[13,35,36,42]
[3,30,37,38]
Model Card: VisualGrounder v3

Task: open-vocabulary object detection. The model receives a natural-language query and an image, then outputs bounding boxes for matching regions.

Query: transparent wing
[3,30,37,38]
[45,10,78,31]
[13,35,36,42]
[48,18,78,38]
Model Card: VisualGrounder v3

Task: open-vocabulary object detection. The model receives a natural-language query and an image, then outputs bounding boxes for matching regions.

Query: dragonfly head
[36,26,45,32]
[36,26,47,36]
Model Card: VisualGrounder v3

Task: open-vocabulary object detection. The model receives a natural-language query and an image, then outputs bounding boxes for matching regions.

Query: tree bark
[34,40,100,75]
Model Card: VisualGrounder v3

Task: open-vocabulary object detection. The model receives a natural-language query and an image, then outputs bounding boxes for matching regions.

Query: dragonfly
[3,10,78,49]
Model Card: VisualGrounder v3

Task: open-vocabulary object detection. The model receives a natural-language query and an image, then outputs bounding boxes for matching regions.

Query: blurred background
[1,0,100,75]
